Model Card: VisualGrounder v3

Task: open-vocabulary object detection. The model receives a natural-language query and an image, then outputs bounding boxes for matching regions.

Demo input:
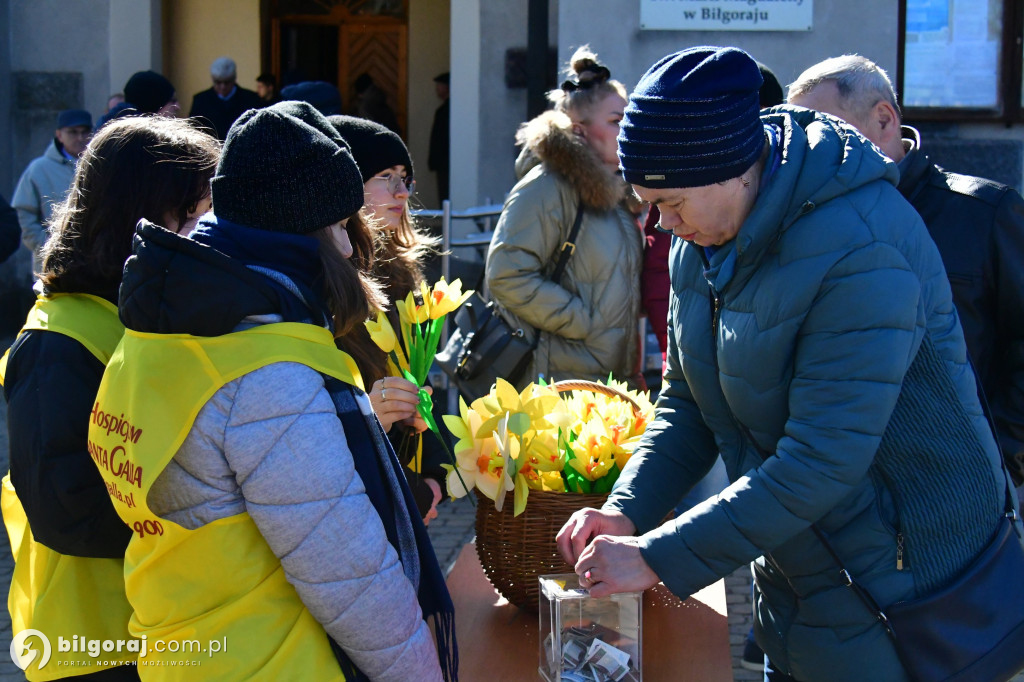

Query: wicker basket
[473,380,642,611]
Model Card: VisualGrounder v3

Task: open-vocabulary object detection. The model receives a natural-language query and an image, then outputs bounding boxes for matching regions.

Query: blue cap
[280,81,343,116]
[57,109,93,130]
[618,46,764,189]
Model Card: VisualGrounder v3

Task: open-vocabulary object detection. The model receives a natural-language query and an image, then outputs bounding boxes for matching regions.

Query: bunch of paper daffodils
[365,278,474,490]
[441,378,655,516]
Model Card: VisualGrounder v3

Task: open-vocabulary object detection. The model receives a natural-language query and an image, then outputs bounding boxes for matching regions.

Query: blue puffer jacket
[605,108,1017,682]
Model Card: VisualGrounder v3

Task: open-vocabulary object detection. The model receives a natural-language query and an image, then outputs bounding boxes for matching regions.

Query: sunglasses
[370,173,415,196]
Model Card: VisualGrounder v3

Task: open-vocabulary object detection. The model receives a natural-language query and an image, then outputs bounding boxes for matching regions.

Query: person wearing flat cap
[12,108,92,274]
[557,46,1017,682]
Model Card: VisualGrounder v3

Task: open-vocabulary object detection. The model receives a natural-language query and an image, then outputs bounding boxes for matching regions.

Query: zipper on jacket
[896,532,904,571]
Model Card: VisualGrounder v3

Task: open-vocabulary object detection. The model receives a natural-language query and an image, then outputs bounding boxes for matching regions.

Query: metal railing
[411,199,503,412]
[412,199,503,288]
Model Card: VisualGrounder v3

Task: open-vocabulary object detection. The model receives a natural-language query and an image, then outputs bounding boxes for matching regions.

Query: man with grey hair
[789,55,1024,506]
[188,56,263,140]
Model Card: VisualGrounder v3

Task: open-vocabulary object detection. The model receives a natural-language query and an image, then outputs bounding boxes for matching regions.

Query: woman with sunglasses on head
[485,46,645,388]
[329,115,448,524]
[2,115,219,681]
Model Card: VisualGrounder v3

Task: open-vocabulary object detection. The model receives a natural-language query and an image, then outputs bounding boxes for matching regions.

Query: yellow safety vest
[88,322,363,681]
[0,293,133,681]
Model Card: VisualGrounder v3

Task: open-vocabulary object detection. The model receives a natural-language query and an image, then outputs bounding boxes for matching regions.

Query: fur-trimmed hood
[514,110,632,212]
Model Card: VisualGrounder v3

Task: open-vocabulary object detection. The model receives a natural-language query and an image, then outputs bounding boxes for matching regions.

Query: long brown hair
[312,221,387,339]
[40,116,220,299]
[340,204,439,386]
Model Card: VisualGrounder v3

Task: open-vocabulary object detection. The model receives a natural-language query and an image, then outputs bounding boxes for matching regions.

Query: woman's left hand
[575,535,660,598]
[422,478,442,526]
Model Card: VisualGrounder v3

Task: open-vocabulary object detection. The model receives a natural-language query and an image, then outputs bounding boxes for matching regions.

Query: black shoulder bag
[436,200,585,402]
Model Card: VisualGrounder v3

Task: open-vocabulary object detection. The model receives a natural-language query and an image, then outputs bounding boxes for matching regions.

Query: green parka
[605,108,1016,681]
[485,111,645,386]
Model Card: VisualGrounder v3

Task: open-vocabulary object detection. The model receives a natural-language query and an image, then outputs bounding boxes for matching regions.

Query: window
[899,0,1024,121]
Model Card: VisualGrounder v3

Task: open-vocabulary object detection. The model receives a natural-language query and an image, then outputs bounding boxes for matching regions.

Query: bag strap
[548,199,586,286]
[510,197,586,352]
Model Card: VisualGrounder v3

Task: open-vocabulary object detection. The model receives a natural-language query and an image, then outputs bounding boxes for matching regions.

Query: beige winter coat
[486,111,644,386]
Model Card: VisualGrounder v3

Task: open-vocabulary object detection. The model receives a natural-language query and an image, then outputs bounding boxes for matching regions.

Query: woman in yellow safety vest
[86,101,457,681]
[2,115,219,682]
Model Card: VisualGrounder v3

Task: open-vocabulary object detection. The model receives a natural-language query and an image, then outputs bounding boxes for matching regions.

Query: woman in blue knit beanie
[557,46,1021,682]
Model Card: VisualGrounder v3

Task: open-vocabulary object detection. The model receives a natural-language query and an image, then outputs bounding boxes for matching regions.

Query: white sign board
[640,0,813,31]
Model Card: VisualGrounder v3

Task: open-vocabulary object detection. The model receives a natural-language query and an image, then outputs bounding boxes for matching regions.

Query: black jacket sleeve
[4,330,131,557]
[989,189,1024,485]
[0,192,20,264]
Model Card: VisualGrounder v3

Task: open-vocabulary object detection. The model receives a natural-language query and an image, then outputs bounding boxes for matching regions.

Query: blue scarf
[190,214,331,327]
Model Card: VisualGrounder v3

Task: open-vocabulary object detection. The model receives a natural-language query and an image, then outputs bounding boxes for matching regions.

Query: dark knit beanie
[123,71,175,114]
[618,46,764,189]
[279,80,343,116]
[267,100,351,150]
[327,115,413,182]
[211,107,363,233]
[757,62,784,108]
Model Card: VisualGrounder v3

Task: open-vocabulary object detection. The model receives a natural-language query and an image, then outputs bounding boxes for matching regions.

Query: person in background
[105,92,125,113]
[788,55,1024,512]
[12,109,92,275]
[558,46,1016,682]
[2,115,219,681]
[96,70,180,130]
[189,56,264,140]
[353,73,401,135]
[88,101,455,680]
[486,45,644,387]
[428,72,451,204]
[255,72,280,105]
[281,80,344,116]
[329,114,447,524]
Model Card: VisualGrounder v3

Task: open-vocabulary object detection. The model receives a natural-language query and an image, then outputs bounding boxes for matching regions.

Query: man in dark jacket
[189,57,264,140]
[789,55,1024,494]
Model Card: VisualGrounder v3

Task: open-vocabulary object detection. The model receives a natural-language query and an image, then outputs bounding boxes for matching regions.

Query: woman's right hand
[368,376,421,432]
[556,507,637,565]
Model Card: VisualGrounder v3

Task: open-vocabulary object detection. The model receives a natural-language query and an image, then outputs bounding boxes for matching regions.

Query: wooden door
[268,0,408,135]
[341,24,407,134]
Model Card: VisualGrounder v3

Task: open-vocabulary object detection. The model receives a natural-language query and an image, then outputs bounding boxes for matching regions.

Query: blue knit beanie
[618,46,764,189]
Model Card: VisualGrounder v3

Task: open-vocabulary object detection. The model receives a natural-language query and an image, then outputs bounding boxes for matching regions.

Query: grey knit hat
[211,106,363,233]
[618,46,764,189]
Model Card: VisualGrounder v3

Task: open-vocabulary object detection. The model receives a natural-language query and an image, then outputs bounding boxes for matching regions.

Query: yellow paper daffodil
[427,277,474,319]
[442,378,654,514]
[567,419,617,482]
[364,311,397,353]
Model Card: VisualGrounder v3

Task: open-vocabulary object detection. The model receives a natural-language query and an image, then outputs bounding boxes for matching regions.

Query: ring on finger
[381,388,388,401]
[584,569,595,583]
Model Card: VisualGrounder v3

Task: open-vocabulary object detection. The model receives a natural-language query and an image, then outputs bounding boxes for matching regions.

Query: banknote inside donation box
[539,574,642,682]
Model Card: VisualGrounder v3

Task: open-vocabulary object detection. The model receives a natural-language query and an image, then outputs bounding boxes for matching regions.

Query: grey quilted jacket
[149,355,442,681]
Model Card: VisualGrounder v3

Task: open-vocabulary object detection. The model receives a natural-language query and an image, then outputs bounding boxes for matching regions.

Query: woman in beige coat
[486,46,645,386]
